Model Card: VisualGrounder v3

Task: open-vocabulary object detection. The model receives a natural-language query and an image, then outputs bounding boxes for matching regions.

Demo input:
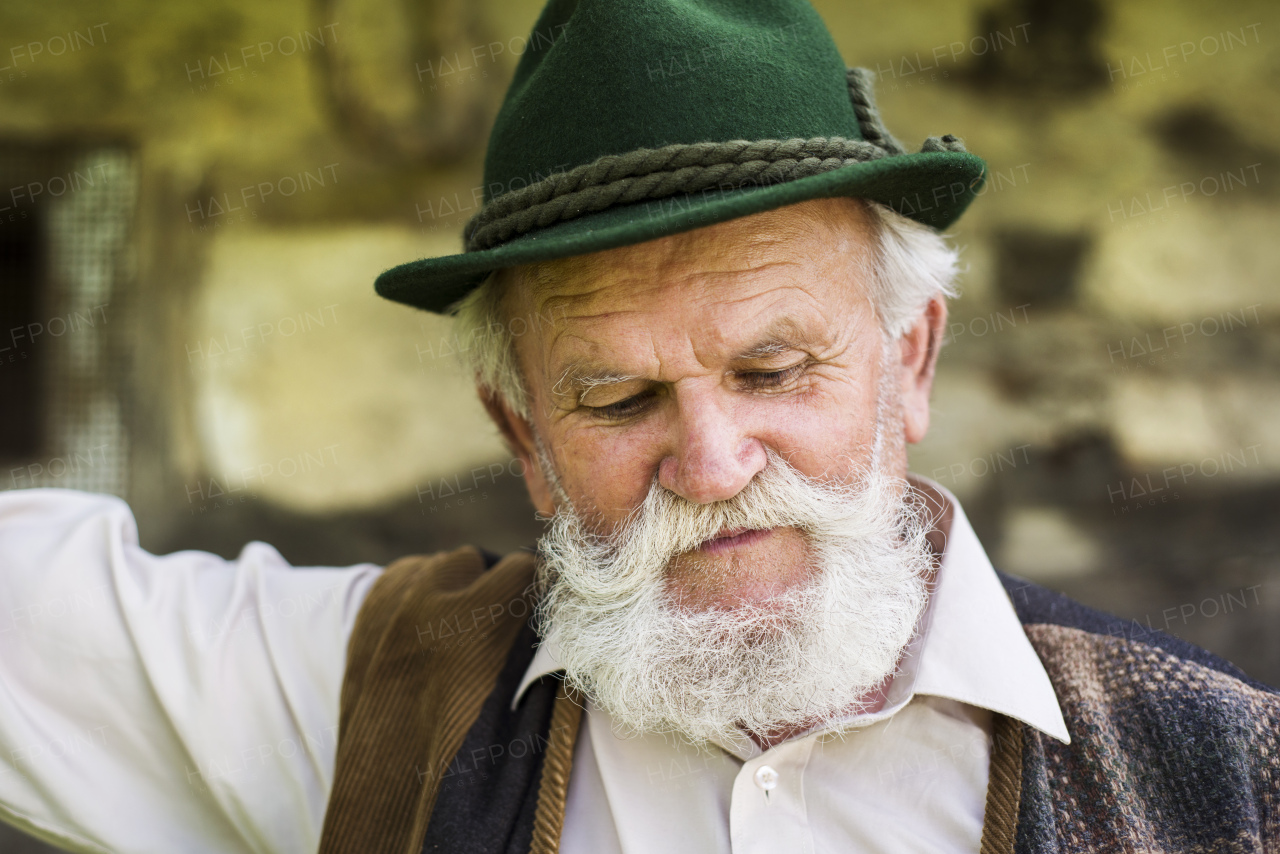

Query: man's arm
[0,488,383,853]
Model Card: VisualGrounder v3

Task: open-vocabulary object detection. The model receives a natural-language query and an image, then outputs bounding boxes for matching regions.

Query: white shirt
[0,482,1068,853]
[0,489,381,853]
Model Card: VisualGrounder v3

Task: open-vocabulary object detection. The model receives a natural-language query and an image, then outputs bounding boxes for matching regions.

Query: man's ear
[479,388,556,516]
[897,296,947,445]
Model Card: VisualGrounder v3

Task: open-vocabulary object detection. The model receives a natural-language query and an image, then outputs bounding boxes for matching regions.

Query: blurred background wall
[0,0,1276,848]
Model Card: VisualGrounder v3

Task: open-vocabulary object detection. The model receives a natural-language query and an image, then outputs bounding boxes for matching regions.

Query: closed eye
[585,388,657,421]
[737,362,807,390]
[582,361,809,420]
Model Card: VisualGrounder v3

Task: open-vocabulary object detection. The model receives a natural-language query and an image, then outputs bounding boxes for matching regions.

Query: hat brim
[376,150,986,314]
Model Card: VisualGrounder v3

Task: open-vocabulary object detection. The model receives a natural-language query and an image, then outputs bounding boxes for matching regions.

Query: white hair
[450,199,959,418]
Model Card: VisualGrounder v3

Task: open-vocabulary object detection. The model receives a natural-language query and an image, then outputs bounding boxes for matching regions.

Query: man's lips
[697,527,772,555]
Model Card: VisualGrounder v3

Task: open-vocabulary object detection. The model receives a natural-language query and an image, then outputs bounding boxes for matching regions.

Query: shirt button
[753,765,779,791]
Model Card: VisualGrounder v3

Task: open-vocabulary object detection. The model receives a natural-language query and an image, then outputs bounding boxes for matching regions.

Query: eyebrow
[733,316,823,362]
[735,338,796,361]
[551,367,642,404]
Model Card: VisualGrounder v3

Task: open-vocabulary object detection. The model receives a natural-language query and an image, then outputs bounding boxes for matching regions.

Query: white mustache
[541,450,905,596]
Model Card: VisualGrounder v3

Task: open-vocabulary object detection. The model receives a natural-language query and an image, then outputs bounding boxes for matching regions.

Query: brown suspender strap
[319,547,538,854]
[979,713,1024,854]
[530,682,585,854]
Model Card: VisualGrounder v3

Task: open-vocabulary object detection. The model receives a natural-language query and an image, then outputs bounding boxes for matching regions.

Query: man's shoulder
[994,570,1273,693]
[994,574,1280,846]
[375,545,535,593]
[349,546,540,665]
[996,570,1279,783]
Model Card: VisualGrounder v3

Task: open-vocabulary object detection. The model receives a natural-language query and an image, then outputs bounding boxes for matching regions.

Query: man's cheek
[563,437,662,513]
[558,470,643,528]
[766,403,871,470]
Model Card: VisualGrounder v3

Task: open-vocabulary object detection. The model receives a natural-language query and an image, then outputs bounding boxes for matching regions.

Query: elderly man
[0,1,1276,853]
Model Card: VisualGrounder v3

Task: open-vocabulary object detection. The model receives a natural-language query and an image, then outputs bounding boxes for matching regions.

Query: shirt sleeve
[0,488,384,854]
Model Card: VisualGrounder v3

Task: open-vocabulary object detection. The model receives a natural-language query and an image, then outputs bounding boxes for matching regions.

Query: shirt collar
[512,475,1070,746]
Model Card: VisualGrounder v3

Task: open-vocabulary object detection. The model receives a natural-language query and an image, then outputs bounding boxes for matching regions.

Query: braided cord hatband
[463,68,967,252]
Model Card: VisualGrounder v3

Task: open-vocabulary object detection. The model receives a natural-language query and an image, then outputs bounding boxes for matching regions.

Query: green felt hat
[376,0,987,314]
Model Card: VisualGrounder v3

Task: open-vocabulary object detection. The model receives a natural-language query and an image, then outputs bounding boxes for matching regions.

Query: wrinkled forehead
[506,197,880,331]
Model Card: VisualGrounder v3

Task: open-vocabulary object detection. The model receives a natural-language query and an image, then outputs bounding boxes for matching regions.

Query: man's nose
[657,392,767,505]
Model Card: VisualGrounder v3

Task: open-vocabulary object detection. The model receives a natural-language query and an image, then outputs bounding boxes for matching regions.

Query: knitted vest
[318,547,1280,853]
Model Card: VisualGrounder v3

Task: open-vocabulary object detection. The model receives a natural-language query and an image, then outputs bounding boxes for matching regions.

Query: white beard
[534,448,935,748]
